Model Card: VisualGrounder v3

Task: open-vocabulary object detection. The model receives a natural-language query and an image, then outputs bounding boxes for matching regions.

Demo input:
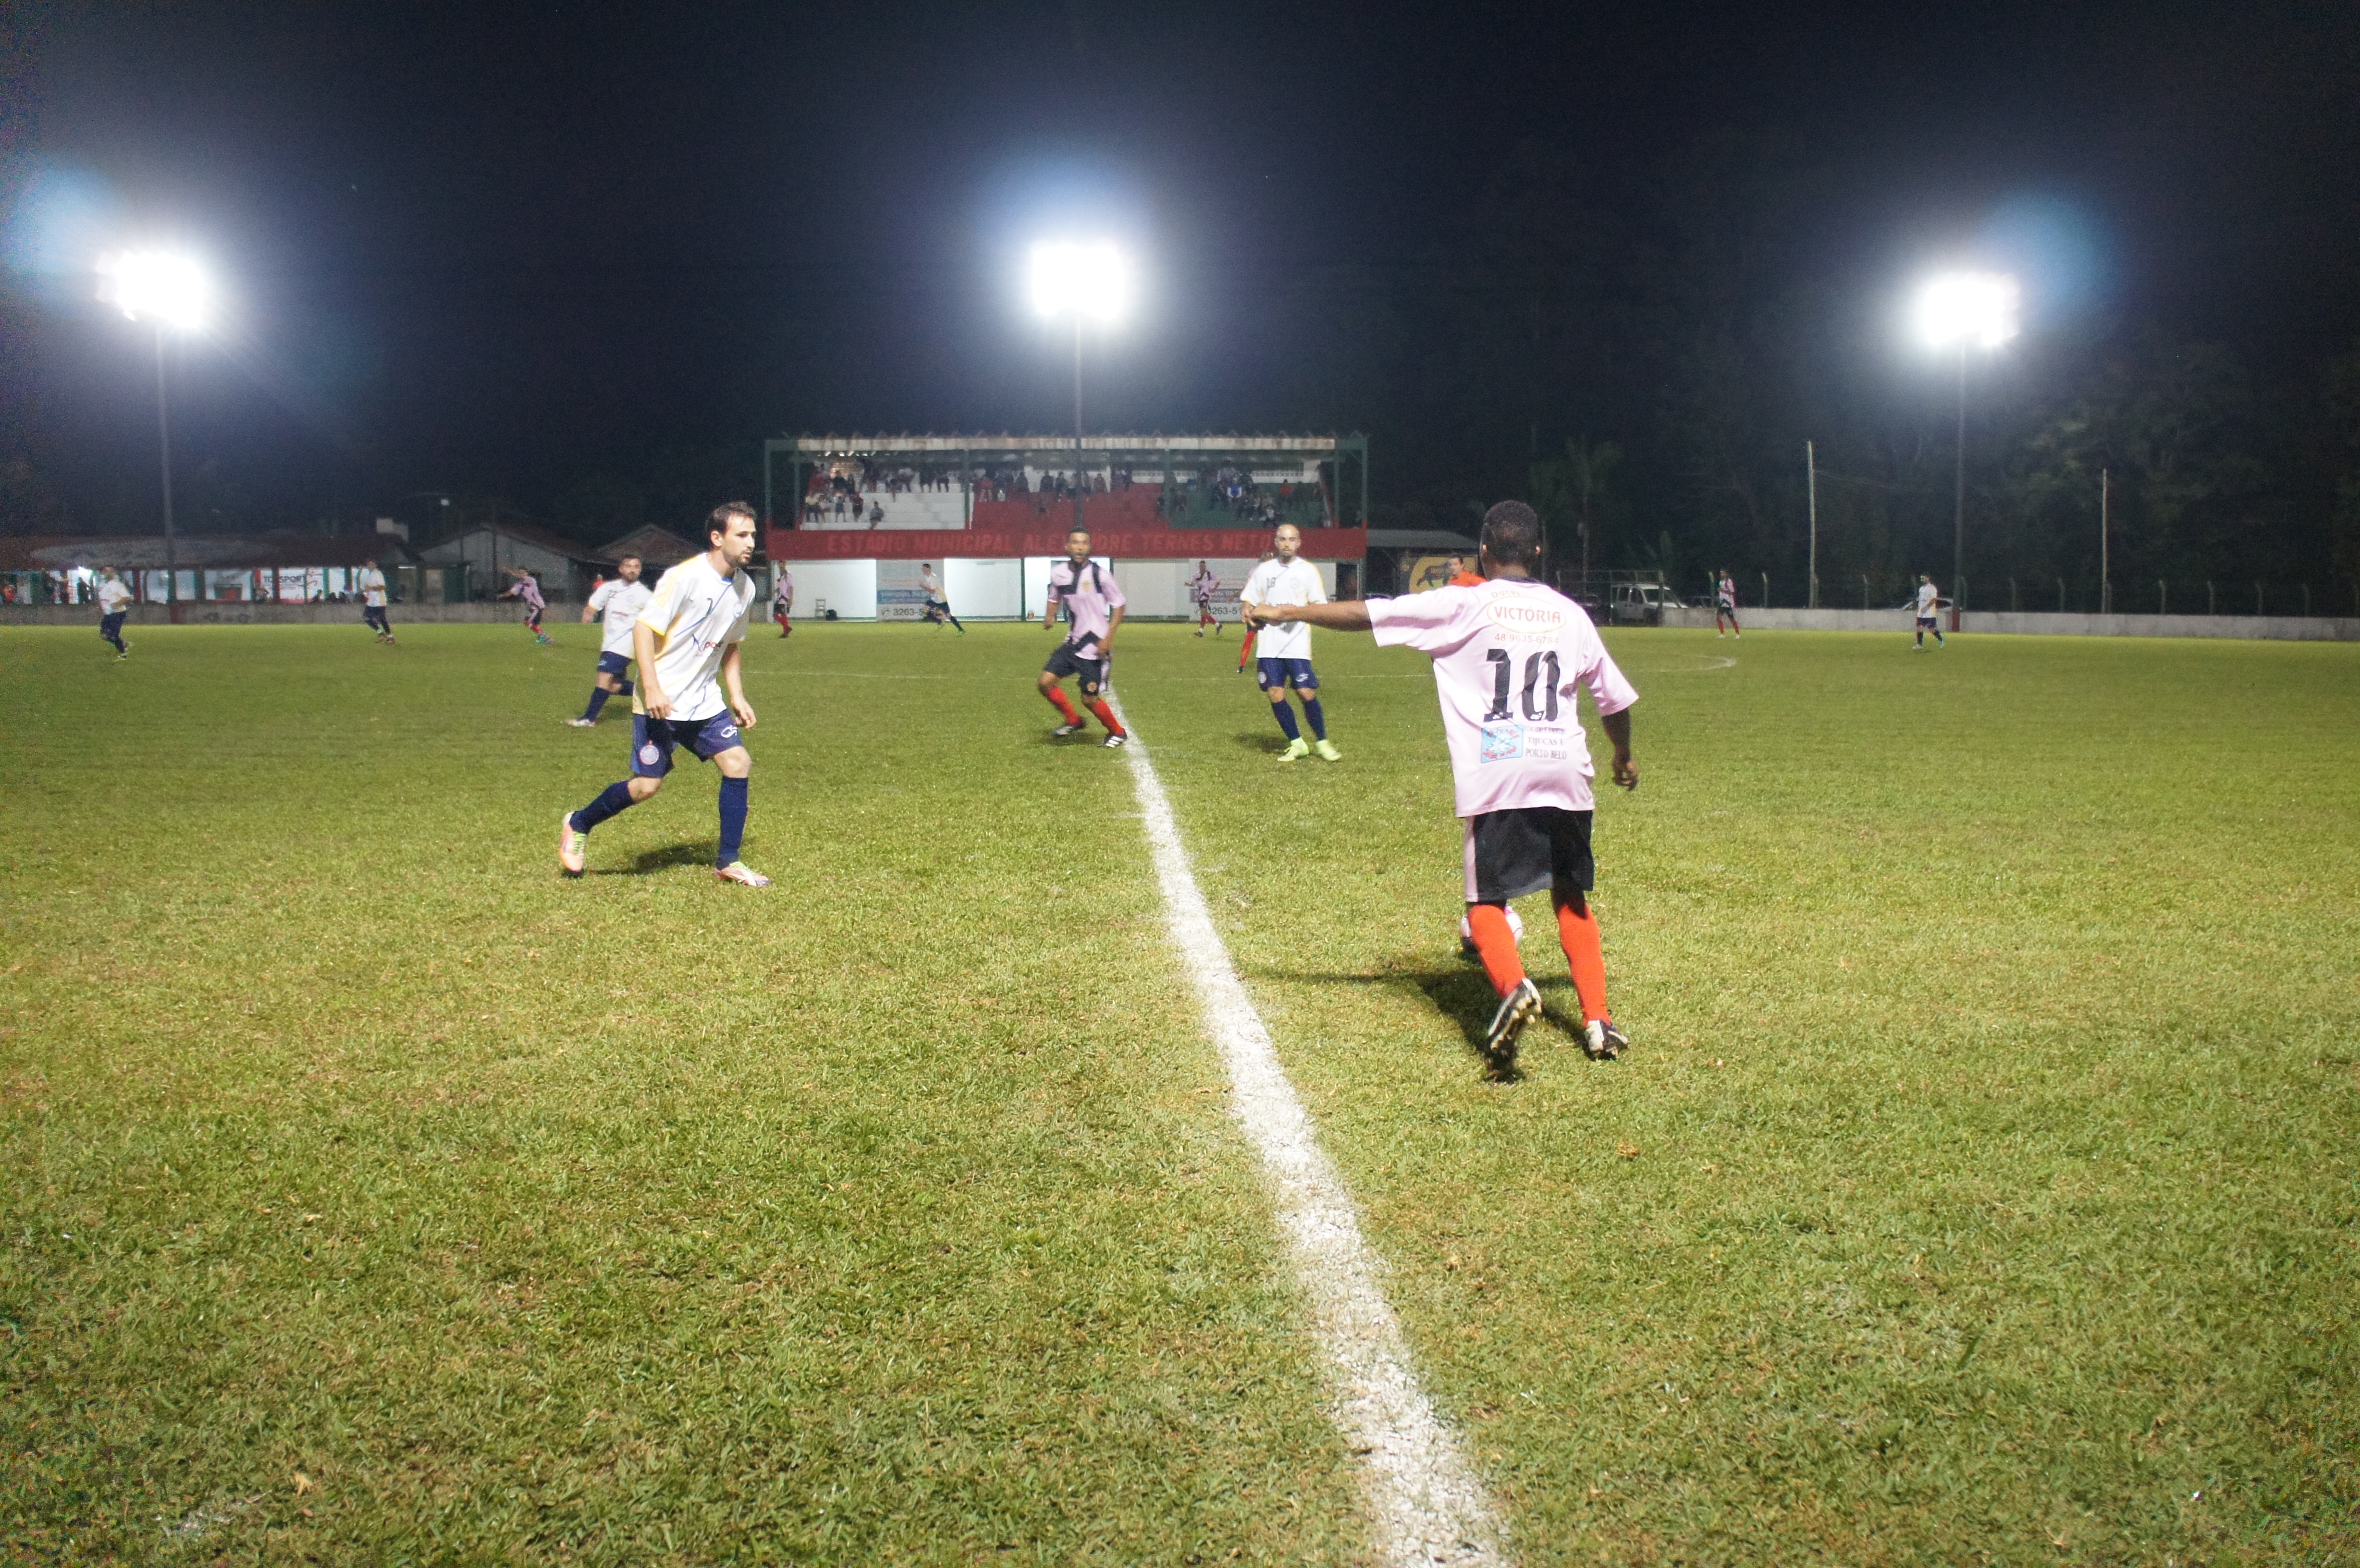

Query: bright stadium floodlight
[1914,270,2019,614]
[98,250,217,608]
[98,249,214,333]
[1028,239,1130,325]
[1028,240,1132,530]
[1915,270,2017,351]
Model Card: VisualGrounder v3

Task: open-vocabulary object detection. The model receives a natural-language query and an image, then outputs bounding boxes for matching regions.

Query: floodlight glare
[98,250,213,333]
[1028,240,1129,326]
[1915,271,2018,351]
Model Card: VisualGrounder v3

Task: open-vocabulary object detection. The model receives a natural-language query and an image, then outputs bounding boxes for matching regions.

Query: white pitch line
[1109,701,1508,1568]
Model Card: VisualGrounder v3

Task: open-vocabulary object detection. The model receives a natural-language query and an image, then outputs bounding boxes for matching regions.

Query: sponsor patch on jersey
[1479,723,1524,762]
[1484,594,1569,634]
[1522,725,1569,760]
[638,742,661,766]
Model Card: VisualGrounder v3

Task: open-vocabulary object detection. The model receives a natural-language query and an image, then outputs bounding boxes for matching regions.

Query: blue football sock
[570,779,637,833]
[583,688,611,721]
[716,776,749,866]
[615,680,633,697]
[1271,700,1301,741]
[1302,697,1327,740]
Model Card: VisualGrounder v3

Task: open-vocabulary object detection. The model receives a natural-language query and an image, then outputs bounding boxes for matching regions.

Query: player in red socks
[1038,528,1130,748]
[1246,500,1639,1072]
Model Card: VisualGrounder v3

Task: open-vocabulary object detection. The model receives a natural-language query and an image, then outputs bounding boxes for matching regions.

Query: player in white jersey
[1189,560,1219,636]
[1038,527,1130,747]
[919,563,965,632]
[558,503,770,886]
[356,560,395,642]
[1715,570,1741,638]
[1240,523,1339,762]
[95,568,133,658]
[569,554,650,725]
[1248,501,1639,1071]
[1913,575,1946,648]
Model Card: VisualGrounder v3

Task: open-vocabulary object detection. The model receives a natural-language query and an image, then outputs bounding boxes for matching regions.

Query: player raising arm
[558,502,770,886]
[1247,500,1638,1071]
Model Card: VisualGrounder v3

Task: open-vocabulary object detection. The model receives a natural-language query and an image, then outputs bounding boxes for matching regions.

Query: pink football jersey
[1369,578,1638,817]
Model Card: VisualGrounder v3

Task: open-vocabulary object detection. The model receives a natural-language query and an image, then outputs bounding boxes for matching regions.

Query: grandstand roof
[782,433,1354,456]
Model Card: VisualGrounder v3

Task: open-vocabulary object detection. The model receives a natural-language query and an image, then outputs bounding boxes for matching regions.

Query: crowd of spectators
[790,460,1332,528]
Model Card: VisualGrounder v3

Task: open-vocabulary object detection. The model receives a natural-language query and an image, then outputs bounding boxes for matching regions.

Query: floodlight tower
[99,251,214,606]
[1914,271,2018,612]
[1029,240,1131,535]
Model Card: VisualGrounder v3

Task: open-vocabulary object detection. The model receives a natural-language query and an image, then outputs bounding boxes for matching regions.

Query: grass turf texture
[1,619,2353,1564]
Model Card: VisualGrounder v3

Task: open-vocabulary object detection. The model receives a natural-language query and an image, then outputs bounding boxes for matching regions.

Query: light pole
[1914,271,2017,614]
[1029,240,1131,536]
[99,251,213,609]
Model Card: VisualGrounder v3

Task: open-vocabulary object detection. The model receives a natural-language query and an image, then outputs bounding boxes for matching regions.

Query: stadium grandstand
[760,433,1370,621]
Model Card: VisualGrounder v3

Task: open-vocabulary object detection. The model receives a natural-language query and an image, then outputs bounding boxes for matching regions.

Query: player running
[1913,575,1946,648]
[557,502,770,886]
[356,559,396,642]
[1038,528,1130,747]
[95,567,132,658]
[770,567,793,637]
[1189,560,1219,636]
[1241,523,1339,762]
[1715,569,1741,637]
[500,568,553,645]
[570,553,651,726]
[1247,501,1639,1071]
[919,563,965,632]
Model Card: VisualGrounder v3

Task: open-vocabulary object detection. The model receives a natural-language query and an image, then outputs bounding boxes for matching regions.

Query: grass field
[3,615,2355,1565]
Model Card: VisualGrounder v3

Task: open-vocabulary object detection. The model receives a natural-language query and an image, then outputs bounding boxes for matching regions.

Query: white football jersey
[634,555,753,721]
[588,578,654,658]
[1243,558,1327,660]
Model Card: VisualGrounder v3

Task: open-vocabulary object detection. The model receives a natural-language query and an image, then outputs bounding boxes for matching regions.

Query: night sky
[3,1,2356,540]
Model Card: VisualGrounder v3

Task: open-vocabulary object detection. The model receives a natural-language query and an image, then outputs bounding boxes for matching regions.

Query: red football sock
[1088,698,1127,737]
[1237,627,1256,670]
[1465,904,1526,998]
[1045,687,1082,725]
[1555,894,1609,1022]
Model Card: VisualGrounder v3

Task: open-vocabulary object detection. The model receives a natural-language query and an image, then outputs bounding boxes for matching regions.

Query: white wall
[945,558,1021,618]
[790,559,878,621]
[1116,559,1186,619]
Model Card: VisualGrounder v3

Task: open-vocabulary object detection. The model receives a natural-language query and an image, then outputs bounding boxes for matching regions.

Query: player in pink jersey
[1037,527,1130,747]
[1246,500,1638,1071]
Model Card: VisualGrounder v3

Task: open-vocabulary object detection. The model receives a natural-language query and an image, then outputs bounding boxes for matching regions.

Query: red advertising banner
[765,526,1367,562]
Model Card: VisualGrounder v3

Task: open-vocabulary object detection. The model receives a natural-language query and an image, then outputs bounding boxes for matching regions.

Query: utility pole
[2099,468,2110,614]
[1806,439,1819,609]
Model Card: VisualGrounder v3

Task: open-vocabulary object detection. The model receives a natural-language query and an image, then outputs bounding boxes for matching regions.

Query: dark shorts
[1044,641,1107,695]
[100,612,126,636]
[630,710,746,779]
[362,604,389,625]
[1917,615,1939,628]
[1256,656,1318,691]
[1463,806,1595,904]
[596,650,633,678]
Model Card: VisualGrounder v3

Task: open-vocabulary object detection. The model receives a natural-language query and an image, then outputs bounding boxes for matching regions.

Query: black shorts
[1043,641,1106,694]
[1463,806,1595,904]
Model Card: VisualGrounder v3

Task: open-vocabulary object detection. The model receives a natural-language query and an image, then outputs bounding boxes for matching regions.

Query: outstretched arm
[1244,600,1373,632]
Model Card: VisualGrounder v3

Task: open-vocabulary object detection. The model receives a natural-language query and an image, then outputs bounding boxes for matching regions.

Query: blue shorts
[1256,657,1318,691]
[100,612,127,636]
[630,710,745,778]
[596,650,633,678]
[1044,640,1107,695]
